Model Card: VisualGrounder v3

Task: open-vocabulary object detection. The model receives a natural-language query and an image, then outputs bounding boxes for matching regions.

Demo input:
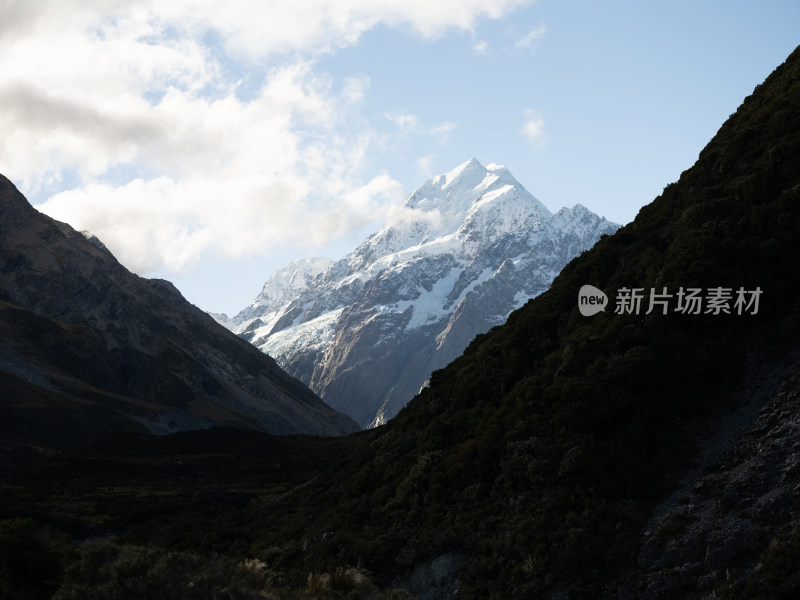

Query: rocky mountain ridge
[224,158,619,427]
[0,175,358,450]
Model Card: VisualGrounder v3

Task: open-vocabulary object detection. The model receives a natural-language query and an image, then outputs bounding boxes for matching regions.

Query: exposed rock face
[0,175,358,449]
[608,327,800,599]
[229,159,619,427]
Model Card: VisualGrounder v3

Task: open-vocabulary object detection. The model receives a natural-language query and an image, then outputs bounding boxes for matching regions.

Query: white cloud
[473,40,489,55]
[0,0,533,276]
[385,112,423,132]
[306,173,407,246]
[521,108,545,144]
[516,23,547,49]
[0,0,532,61]
[385,114,456,146]
[431,122,457,144]
[34,63,383,273]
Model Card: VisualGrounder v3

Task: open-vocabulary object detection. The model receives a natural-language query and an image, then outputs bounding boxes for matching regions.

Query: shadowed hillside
[0,178,358,453]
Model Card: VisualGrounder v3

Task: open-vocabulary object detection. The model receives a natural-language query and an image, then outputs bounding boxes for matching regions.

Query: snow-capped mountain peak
[406,159,550,235]
[433,156,488,190]
[227,159,619,427]
[255,257,333,310]
[221,256,334,333]
[358,158,552,266]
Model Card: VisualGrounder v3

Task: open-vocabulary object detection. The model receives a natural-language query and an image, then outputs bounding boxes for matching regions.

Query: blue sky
[2,0,798,315]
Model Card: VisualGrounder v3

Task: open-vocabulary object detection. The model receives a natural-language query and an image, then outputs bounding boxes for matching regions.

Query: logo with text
[578,286,762,316]
[578,285,609,316]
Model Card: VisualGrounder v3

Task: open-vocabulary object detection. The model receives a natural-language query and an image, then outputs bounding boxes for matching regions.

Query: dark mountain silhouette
[0,178,358,452]
[1,45,799,600]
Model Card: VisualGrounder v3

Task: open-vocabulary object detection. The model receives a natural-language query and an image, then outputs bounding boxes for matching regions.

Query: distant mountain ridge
[223,159,619,427]
[0,176,358,450]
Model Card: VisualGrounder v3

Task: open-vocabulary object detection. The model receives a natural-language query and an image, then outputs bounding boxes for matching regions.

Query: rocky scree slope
[227,159,619,427]
[0,177,358,450]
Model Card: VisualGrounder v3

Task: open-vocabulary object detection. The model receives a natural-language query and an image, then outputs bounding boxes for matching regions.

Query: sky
[2,0,798,316]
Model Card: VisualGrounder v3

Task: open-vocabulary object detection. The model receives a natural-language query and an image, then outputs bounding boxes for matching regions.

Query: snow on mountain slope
[224,159,620,427]
[253,257,334,314]
[223,257,334,335]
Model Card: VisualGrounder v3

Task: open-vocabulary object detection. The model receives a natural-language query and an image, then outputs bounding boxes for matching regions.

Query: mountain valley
[1,44,800,600]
